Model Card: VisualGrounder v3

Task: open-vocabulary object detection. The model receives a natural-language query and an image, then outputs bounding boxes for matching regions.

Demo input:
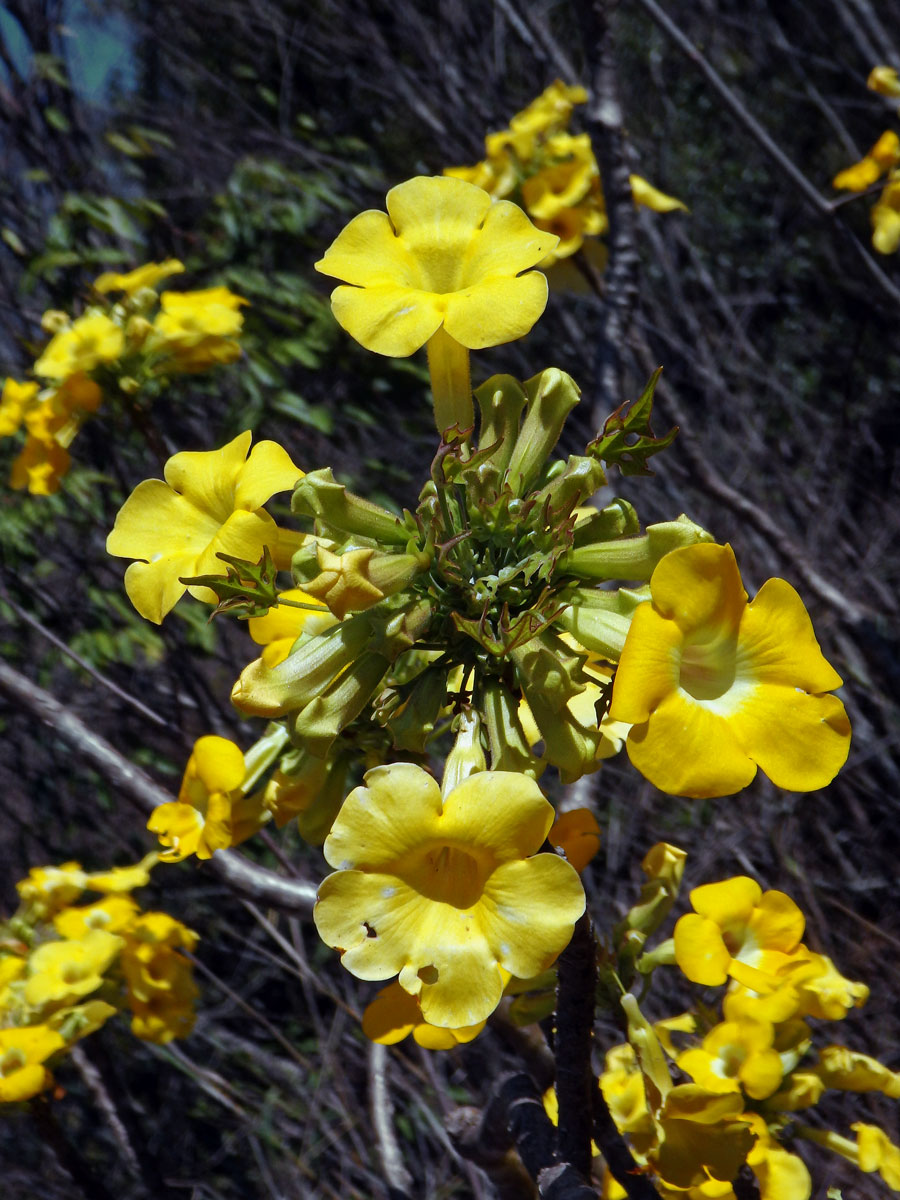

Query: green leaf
[44,106,71,133]
[588,369,677,476]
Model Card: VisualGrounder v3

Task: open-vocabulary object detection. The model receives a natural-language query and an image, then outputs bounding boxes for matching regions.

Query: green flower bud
[560,514,712,581]
[474,374,527,474]
[506,368,581,496]
[481,678,544,778]
[387,663,450,753]
[556,586,649,661]
[292,467,410,545]
[291,651,391,757]
[231,612,374,717]
[572,498,640,547]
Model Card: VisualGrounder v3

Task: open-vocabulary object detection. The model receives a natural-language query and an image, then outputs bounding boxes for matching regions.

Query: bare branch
[0,655,317,915]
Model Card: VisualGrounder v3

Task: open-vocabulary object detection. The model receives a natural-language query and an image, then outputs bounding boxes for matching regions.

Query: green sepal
[180,546,280,619]
[386,662,451,753]
[481,678,544,778]
[588,368,677,475]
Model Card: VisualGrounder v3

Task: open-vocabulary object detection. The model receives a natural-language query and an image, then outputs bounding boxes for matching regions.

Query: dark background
[0,1,898,1195]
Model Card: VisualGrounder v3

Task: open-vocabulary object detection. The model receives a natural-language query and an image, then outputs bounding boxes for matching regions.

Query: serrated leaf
[588,368,677,476]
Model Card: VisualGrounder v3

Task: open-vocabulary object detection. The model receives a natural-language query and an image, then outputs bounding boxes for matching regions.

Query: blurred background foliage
[1,0,899,1196]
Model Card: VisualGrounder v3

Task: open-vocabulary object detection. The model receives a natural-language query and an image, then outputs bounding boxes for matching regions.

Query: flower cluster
[106,175,850,1043]
[445,79,686,268]
[0,854,198,1104]
[0,260,246,494]
[832,67,900,254]
[594,862,897,1198]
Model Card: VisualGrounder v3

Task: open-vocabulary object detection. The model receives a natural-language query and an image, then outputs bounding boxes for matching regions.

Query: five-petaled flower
[106,431,305,623]
[314,763,585,1028]
[147,735,264,861]
[314,175,557,358]
[608,542,851,798]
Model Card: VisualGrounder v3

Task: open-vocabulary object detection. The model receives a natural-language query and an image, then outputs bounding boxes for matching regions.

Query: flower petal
[443,272,550,349]
[729,684,851,791]
[122,555,196,624]
[608,602,682,724]
[106,479,217,562]
[386,177,493,285]
[460,197,559,282]
[330,283,445,356]
[479,855,585,980]
[674,913,732,986]
[189,735,246,793]
[438,771,554,861]
[163,432,253,521]
[738,578,843,691]
[233,440,304,511]
[322,762,443,871]
[315,210,421,287]
[625,690,757,798]
[649,543,747,634]
[690,877,762,924]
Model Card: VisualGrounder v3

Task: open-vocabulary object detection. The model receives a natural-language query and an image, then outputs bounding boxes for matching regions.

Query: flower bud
[560,514,712,581]
[292,467,410,545]
[505,368,581,495]
[474,374,527,474]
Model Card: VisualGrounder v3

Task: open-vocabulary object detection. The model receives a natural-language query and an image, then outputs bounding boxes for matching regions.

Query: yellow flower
[852,1123,900,1189]
[106,430,305,623]
[630,174,689,213]
[676,1017,784,1100]
[94,259,185,295]
[833,130,900,190]
[548,808,602,873]
[314,175,557,358]
[83,853,157,895]
[744,1115,812,1200]
[53,896,140,940]
[24,929,123,1010]
[869,66,900,98]
[0,1025,66,1103]
[816,1046,900,1097]
[673,876,805,988]
[0,379,39,437]
[775,949,869,1020]
[148,734,260,861]
[608,543,851,797]
[33,311,124,380]
[10,437,71,496]
[152,286,247,369]
[520,136,598,220]
[872,178,900,253]
[16,862,88,918]
[314,763,585,1028]
[120,912,198,1043]
[361,980,486,1050]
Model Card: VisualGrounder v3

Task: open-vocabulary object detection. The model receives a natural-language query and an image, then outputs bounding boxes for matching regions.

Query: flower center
[404,842,489,909]
[0,1048,26,1076]
[679,632,737,702]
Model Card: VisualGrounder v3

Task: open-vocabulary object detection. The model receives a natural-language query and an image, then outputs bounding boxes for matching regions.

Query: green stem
[426,326,473,436]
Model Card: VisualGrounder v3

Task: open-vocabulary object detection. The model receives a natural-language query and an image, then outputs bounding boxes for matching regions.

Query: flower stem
[426,326,473,436]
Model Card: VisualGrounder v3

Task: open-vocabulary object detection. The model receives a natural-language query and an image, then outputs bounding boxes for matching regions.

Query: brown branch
[555,913,597,1180]
[592,1080,660,1200]
[369,1042,414,1199]
[575,0,642,421]
[634,0,900,311]
[0,655,317,915]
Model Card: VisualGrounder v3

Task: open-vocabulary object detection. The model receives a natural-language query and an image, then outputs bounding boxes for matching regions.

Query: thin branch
[576,0,642,418]
[555,914,597,1181]
[369,1042,414,1198]
[0,655,317,915]
[635,0,900,310]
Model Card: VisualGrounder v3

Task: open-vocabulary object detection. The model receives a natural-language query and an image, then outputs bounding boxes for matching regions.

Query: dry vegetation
[1,0,898,1196]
